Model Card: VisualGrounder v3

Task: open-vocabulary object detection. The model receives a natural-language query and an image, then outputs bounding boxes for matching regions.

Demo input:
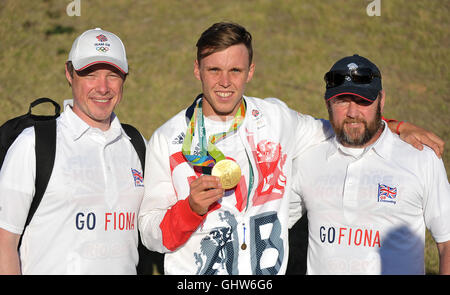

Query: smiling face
[65,63,125,130]
[327,91,385,148]
[194,44,255,120]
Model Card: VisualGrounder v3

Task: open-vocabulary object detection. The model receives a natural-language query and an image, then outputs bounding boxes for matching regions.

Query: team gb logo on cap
[95,34,110,52]
[96,34,108,42]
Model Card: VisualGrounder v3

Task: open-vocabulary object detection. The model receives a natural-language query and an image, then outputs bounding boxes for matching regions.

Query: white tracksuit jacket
[139,96,331,275]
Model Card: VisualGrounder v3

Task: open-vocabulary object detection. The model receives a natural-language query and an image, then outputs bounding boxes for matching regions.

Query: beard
[328,100,383,147]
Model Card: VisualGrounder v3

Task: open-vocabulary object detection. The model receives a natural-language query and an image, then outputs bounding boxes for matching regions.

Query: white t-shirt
[0,104,144,274]
[291,122,450,274]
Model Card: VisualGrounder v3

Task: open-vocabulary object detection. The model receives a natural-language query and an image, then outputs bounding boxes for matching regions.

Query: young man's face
[327,92,385,147]
[65,63,125,130]
[194,44,255,120]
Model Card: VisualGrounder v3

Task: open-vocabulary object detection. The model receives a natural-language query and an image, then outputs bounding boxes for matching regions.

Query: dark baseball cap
[324,54,382,102]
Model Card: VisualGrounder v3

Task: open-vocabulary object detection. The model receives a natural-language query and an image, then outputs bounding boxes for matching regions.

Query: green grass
[0,0,448,274]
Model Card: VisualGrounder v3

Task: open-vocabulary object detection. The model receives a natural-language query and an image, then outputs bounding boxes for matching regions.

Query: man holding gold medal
[138,22,444,275]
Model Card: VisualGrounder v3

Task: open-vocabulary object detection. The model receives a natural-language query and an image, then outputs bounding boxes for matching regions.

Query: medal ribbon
[182,98,246,168]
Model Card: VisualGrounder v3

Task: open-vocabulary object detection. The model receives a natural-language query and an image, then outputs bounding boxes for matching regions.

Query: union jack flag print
[377,183,397,204]
[131,168,144,187]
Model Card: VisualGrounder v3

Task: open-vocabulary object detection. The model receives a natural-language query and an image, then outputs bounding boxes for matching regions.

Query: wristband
[396,121,405,135]
[382,116,398,123]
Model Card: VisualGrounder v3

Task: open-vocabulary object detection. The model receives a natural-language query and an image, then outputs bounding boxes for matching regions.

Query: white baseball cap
[68,27,128,74]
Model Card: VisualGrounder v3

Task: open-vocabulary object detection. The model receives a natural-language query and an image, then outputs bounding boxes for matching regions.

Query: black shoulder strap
[121,123,158,275]
[25,122,143,229]
[19,119,57,247]
[121,123,146,173]
[29,98,61,119]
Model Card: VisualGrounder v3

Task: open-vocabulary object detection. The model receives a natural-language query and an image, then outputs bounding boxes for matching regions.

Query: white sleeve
[263,97,333,158]
[293,112,333,159]
[422,150,450,243]
[0,128,36,234]
[138,130,176,253]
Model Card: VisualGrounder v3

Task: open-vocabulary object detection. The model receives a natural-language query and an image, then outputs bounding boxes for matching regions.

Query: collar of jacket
[184,93,248,124]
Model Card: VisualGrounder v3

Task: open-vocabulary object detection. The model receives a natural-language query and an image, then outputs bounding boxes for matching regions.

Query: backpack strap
[22,122,142,232]
[121,123,160,275]
[121,123,146,174]
[19,119,57,247]
[28,98,61,117]
[18,122,142,244]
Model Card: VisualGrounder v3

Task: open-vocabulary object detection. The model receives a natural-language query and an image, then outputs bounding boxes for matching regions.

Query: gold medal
[211,159,241,190]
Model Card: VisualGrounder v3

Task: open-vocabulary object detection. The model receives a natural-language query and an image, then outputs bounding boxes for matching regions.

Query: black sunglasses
[324,68,381,88]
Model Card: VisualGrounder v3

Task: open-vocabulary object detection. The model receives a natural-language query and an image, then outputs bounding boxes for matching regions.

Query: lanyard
[182,95,254,211]
[182,98,246,169]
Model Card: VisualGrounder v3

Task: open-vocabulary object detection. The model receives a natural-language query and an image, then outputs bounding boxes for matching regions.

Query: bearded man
[289,54,450,275]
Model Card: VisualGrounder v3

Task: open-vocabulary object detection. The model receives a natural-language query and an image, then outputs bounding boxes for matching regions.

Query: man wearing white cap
[0,28,146,274]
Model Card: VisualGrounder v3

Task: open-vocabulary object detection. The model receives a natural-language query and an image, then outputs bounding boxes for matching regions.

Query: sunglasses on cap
[324,68,381,89]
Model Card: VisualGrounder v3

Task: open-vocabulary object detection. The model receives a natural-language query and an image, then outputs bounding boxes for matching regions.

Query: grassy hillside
[0,0,448,274]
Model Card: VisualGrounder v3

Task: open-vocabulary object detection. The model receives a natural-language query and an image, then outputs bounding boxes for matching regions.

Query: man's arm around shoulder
[437,240,450,275]
[0,228,21,274]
